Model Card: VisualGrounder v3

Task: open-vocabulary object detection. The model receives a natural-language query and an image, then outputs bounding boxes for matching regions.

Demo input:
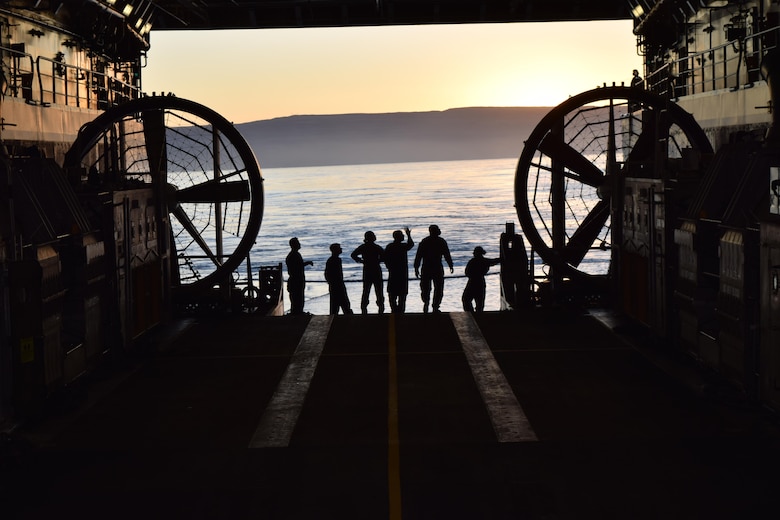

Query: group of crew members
[285,225,500,316]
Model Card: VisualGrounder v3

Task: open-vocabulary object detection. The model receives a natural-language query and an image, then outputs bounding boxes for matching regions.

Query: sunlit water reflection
[247,158,607,314]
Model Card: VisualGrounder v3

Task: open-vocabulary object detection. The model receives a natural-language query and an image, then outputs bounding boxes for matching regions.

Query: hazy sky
[142,20,641,124]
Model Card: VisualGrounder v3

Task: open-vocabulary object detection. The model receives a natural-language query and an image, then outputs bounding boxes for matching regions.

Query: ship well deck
[4,308,780,518]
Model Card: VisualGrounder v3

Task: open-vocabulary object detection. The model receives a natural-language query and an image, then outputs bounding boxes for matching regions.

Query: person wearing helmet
[351,230,385,314]
[462,246,500,312]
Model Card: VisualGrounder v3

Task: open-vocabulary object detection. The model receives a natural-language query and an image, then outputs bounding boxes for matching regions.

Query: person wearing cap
[325,243,353,315]
[351,230,385,314]
[285,237,314,315]
[384,227,414,313]
[414,224,454,313]
[462,246,501,312]
[631,68,644,89]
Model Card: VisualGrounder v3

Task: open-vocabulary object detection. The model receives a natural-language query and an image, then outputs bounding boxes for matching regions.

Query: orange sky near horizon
[143,20,641,124]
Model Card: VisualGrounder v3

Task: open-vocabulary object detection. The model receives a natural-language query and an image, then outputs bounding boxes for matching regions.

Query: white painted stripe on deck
[248,315,333,448]
[451,312,538,443]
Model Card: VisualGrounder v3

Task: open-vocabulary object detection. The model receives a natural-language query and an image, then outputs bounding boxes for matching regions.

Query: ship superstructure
[1,2,148,425]
[628,0,780,410]
[634,0,775,144]
[1,1,146,157]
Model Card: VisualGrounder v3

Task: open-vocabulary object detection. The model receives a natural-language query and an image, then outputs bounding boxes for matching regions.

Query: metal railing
[1,44,35,102]
[645,25,780,100]
[1,44,140,109]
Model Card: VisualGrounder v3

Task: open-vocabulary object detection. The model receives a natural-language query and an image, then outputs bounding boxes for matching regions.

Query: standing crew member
[414,225,454,313]
[629,69,644,112]
[631,68,644,89]
[285,237,313,315]
[384,227,414,313]
[325,243,353,315]
[462,246,500,312]
[351,231,385,314]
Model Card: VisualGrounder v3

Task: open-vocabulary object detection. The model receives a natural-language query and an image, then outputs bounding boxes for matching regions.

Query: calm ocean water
[250,158,521,314]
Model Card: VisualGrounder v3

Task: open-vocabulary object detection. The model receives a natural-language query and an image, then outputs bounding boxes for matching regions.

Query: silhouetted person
[631,69,644,89]
[351,231,385,314]
[87,165,100,187]
[325,243,353,315]
[462,246,501,312]
[384,227,414,313]
[629,69,644,112]
[414,225,454,313]
[285,237,313,315]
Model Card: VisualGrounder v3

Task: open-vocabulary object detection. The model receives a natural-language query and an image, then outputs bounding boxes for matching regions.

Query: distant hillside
[235,107,551,168]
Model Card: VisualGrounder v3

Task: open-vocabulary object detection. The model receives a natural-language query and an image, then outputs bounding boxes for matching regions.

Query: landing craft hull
[0,7,147,423]
[509,1,780,413]
[0,5,275,425]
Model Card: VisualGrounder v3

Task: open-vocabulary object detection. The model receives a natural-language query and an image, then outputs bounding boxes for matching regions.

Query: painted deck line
[451,312,539,443]
[248,315,333,448]
[387,314,403,520]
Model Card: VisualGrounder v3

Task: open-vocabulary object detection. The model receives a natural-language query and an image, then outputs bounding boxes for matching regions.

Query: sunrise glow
[144,20,640,123]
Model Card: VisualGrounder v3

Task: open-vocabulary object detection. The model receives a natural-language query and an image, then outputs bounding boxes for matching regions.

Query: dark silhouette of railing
[645,26,780,100]
[2,44,140,109]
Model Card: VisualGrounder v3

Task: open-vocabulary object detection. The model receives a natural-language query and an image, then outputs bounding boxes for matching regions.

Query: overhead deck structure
[131,0,631,30]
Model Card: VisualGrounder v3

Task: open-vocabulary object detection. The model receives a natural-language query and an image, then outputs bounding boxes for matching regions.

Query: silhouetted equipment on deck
[257,264,283,309]
[238,262,284,316]
[499,222,530,309]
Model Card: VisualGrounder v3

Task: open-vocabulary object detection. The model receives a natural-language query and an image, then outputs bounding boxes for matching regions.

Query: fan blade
[170,205,221,267]
[538,136,605,187]
[562,199,610,267]
[176,180,250,203]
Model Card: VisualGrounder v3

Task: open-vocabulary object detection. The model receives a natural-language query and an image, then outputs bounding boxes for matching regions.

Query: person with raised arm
[384,227,414,313]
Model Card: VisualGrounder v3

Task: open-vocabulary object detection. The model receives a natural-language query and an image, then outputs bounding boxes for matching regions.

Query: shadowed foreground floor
[4,308,780,519]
